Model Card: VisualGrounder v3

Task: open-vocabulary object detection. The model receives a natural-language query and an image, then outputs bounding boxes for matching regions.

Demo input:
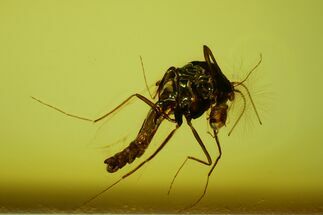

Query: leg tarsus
[31,96,93,122]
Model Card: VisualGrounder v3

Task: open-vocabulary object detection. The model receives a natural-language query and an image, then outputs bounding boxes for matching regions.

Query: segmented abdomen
[105,107,164,173]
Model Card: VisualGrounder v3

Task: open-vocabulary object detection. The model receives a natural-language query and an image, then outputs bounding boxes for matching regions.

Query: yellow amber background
[0,0,322,213]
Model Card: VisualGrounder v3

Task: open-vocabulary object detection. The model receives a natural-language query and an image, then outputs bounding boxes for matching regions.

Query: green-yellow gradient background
[1,0,322,213]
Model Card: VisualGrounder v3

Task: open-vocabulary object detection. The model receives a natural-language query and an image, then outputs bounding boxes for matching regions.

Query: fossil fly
[32,45,262,209]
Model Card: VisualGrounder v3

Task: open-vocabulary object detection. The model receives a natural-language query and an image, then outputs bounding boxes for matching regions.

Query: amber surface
[0,0,322,213]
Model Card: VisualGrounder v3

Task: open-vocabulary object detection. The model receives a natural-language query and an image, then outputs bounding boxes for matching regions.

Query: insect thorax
[158,62,215,123]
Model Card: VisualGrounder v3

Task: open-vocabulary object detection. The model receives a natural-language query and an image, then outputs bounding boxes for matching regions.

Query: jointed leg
[32,94,175,123]
[182,130,222,210]
[140,56,160,100]
[31,96,93,122]
[168,120,212,195]
[94,93,174,123]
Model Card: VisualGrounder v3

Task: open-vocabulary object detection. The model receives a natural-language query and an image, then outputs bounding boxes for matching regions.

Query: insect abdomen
[104,140,144,173]
[104,107,164,173]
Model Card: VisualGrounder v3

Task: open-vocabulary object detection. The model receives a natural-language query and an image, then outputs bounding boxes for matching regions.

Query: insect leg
[81,125,179,207]
[31,96,93,122]
[168,120,212,196]
[93,93,175,123]
[32,93,175,123]
[140,56,157,99]
[181,130,222,211]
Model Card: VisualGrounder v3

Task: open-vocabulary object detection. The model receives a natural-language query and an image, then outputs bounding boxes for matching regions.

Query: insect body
[32,45,262,209]
[96,46,262,209]
[105,50,234,172]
